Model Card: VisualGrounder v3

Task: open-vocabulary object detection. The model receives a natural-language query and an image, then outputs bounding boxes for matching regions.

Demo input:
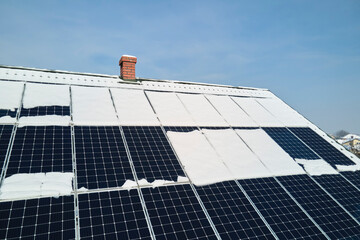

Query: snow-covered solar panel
[111,88,159,126]
[0,81,23,124]
[205,95,258,127]
[146,91,196,126]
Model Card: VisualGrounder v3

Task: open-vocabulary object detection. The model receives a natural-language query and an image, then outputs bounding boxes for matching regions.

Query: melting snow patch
[18,115,71,127]
[295,159,339,176]
[335,164,360,172]
[121,177,189,190]
[23,83,70,108]
[0,172,74,200]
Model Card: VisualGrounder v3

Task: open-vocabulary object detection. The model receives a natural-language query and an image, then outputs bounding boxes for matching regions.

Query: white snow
[23,83,70,108]
[177,93,228,126]
[111,88,159,126]
[146,91,196,126]
[295,159,339,176]
[256,98,308,127]
[18,115,71,127]
[167,130,233,186]
[202,129,273,179]
[0,81,24,111]
[121,177,189,190]
[231,97,284,127]
[235,129,306,176]
[0,116,16,124]
[72,86,119,125]
[0,172,73,200]
[205,95,258,127]
[336,164,360,172]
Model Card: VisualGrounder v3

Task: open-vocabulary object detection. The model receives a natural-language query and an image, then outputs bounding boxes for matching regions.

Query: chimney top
[119,55,137,80]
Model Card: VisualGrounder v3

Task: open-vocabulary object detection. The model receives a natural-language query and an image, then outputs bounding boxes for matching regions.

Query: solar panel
[164,126,198,132]
[0,109,17,118]
[263,127,319,159]
[0,125,13,171]
[196,181,275,239]
[341,171,360,189]
[78,190,151,239]
[141,184,217,239]
[0,196,75,239]
[239,177,327,239]
[314,174,360,221]
[20,106,70,117]
[6,126,72,176]
[122,126,185,182]
[289,127,354,166]
[74,126,133,190]
[278,174,360,239]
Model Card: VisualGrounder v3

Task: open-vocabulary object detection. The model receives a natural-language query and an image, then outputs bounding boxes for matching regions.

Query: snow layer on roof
[167,130,233,186]
[235,128,305,176]
[205,95,258,127]
[146,91,196,126]
[0,172,73,200]
[295,159,339,176]
[0,81,23,111]
[177,93,228,127]
[336,164,360,172]
[23,83,70,108]
[256,98,308,127]
[202,129,272,179]
[72,86,118,125]
[232,97,284,127]
[111,88,159,126]
[18,115,71,127]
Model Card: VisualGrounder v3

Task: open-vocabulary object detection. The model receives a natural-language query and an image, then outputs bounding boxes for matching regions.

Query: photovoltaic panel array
[6,126,72,176]
[314,174,360,221]
[141,184,217,239]
[278,175,360,239]
[0,125,13,170]
[196,181,275,240]
[239,177,327,240]
[0,195,75,239]
[289,127,355,166]
[20,106,70,117]
[341,171,360,189]
[263,127,319,160]
[78,190,151,240]
[122,126,185,182]
[74,126,133,190]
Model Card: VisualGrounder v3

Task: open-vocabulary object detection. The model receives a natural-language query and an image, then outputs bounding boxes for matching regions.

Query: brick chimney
[119,55,137,80]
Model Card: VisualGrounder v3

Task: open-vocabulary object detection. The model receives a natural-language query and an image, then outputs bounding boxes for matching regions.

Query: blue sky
[1,1,359,134]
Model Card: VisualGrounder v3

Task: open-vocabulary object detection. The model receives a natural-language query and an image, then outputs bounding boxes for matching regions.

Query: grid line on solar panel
[313,174,360,222]
[6,126,73,176]
[277,175,360,239]
[74,126,133,190]
[196,181,275,240]
[263,127,319,160]
[239,177,327,240]
[141,184,218,240]
[122,126,185,182]
[289,127,354,166]
[78,190,152,240]
[0,125,14,173]
[0,109,17,118]
[20,106,70,117]
[0,196,75,239]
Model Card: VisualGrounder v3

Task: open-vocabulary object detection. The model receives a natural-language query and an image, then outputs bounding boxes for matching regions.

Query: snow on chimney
[119,55,137,80]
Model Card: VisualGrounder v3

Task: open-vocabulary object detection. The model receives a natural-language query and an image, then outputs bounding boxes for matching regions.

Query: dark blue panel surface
[78,190,151,240]
[0,125,13,171]
[278,175,360,239]
[196,181,275,240]
[6,126,72,176]
[164,126,198,132]
[314,174,360,221]
[122,126,185,182]
[239,177,326,240]
[0,109,17,118]
[0,196,75,239]
[342,171,360,189]
[263,127,319,160]
[20,106,70,117]
[289,127,354,166]
[142,184,217,240]
[75,126,133,190]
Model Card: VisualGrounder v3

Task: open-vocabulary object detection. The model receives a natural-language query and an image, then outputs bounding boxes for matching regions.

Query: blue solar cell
[0,109,17,118]
[239,177,327,240]
[278,174,360,239]
[289,127,354,166]
[314,174,360,221]
[263,127,319,160]
[0,196,75,239]
[20,106,70,117]
[196,181,275,239]
[75,126,133,190]
[78,189,151,240]
[164,126,198,132]
[122,126,185,182]
[0,125,13,171]
[342,171,360,189]
[141,184,217,240]
[6,126,72,176]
